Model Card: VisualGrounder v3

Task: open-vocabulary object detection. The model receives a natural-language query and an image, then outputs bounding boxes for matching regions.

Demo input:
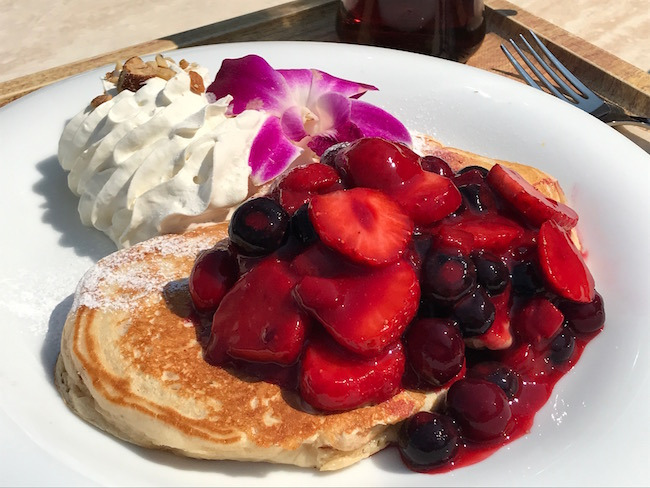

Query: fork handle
[603,113,650,130]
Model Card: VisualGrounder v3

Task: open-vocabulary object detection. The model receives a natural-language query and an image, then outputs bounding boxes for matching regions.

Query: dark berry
[319,141,351,167]
[290,204,318,245]
[511,261,544,296]
[405,318,465,386]
[398,412,460,470]
[468,362,520,400]
[459,184,486,213]
[549,329,575,364]
[473,253,509,295]
[558,291,605,334]
[420,155,453,177]
[229,198,289,256]
[189,247,238,312]
[446,378,512,442]
[422,252,476,302]
[418,297,452,319]
[453,287,495,337]
[456,165,489,178]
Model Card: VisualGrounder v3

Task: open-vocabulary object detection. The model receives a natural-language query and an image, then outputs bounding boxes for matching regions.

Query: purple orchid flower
[206,55,412,185]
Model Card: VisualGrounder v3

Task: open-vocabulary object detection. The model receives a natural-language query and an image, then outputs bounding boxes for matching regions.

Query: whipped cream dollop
[59,62,267,248]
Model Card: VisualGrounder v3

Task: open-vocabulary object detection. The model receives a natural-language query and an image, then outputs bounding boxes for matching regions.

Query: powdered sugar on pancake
[72,226,222,312]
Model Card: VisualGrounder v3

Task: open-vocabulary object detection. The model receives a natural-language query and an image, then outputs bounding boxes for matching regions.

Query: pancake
[55,222,443,470]
[55,138,575,471]
[411,132,567,207]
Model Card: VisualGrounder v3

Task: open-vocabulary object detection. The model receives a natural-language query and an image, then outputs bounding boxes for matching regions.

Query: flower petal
[277,69,313,106]
[280,106,309,142]
[249,117,303,184]
[313,92,352,132]
[278,68,376,108]
[206,55,292,115]
[307,70,377,107]
[349,99,412,146]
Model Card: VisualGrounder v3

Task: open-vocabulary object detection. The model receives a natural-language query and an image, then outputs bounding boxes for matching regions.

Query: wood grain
[1,0,648,119]
[477,0,650,115]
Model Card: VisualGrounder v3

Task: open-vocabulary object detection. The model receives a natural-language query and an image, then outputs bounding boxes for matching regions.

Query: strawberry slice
[538,220,595,303]
[293,260,420,357]
[486,164,578,229]
[290,242,363,278]
[389,171,462,226]
[308,188,413,266]
[329,138,461,225]
[465,285,513,350]
[513,297,565,348]
[444,214,525,253]
[275,163,344,214]
[431,226,475,256]
[206,258,308,365]
[299,332,405,412]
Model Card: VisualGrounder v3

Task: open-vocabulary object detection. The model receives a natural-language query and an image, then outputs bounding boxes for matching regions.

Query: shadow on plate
[122,426,410,477]
[123,443,333,479]
[41,294,74,388]
[32,155,115,261]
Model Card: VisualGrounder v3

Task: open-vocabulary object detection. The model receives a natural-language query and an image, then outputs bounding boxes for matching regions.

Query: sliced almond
[90,93,113,108]
[155,54,169,68]
[189,71,205,94]
[116,56,175,92]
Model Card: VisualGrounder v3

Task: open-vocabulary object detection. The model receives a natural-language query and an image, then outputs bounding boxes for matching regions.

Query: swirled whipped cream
[58,58,267,248]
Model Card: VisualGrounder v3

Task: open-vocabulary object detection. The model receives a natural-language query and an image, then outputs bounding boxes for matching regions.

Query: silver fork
[501,30,650,129]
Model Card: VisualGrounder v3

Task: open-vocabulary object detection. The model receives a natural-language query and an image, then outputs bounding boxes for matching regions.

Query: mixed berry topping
[187,137,604,473]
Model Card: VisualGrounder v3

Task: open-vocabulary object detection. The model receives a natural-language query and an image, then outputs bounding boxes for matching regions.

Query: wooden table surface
[1,0,648,148]
[1,0,648,86]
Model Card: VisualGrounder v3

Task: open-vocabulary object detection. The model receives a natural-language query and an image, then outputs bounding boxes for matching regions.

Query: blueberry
[473,253,509,295]
[418,297,452,319]
[453,286,495,337]
[319,141,351,167]
[446,378,512,442]
[558,291,605,334]
[422,252,476,302]
[405,318,465,386]
[229,198,289,256]
[290,204,318,245]
[398,412,460,470]
[458,184,479,212]
[511,261,544,296]
[549,329,576,364]
[468,362,520,400]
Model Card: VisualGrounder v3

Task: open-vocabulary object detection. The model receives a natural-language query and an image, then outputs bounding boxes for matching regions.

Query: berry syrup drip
[400,331,598,474]
[186,137,605,474]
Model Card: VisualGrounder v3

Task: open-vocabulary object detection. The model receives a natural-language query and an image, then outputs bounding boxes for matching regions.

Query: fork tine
[499,44,541,90]
[528,31,594,98]
[505,38,571,102]
[515,34,579,101]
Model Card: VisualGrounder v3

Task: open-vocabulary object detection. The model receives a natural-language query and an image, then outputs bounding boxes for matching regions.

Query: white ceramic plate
[1,42,649,487]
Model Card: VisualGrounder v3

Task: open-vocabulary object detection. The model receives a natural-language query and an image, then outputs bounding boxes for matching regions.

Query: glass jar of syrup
[336,0,486,63]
